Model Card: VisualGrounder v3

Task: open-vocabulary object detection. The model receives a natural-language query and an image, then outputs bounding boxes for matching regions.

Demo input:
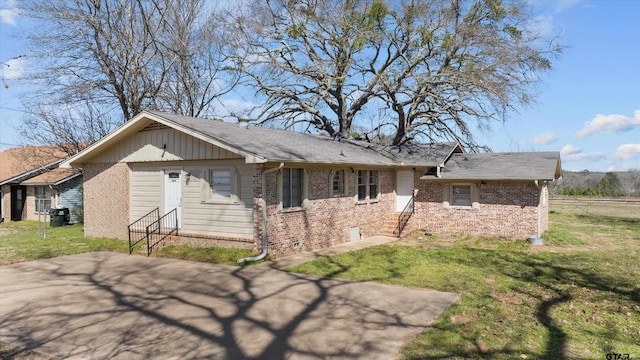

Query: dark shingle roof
[428,152,562,181]
[152,112,458,166]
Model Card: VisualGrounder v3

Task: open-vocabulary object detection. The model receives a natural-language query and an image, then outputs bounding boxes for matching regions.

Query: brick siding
[411,171,543,238]
[83,162,129,240]
[257,166,395,258]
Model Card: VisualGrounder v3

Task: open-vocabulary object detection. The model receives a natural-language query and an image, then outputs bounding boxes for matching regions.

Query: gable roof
[0,146,68,185]
[423,152,562,181]
[62,111,461,168]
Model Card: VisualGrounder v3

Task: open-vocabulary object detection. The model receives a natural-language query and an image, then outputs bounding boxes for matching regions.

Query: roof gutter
[237,162,284,264]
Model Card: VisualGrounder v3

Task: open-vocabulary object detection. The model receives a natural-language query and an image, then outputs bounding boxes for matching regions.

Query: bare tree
[23,0,235,122]
[228,0,563,149]
[19,102,116,155]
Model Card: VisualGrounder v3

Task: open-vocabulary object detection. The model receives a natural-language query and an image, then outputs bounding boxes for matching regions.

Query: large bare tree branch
[228,0,563,150]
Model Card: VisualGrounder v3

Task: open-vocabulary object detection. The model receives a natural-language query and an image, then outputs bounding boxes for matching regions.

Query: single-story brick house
[0,146,83,223]
[61,111,562,258]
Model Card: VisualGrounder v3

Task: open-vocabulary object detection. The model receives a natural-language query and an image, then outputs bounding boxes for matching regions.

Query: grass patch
[0,221,126,265]
[152,245,264,266]
[0,221,262,267]
[289,200,640,359]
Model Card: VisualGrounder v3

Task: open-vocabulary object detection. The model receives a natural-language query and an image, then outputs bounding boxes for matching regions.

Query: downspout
[237,162,284,264]
[535,180,541,237]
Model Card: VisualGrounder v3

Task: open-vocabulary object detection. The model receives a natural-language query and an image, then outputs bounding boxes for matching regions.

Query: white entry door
[164,170,182,228]
[396,170,414,212]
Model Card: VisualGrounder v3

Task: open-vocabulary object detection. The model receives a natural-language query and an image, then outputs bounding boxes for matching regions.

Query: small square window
[210,170,232,198]
[451,184,472,206]
[35,186,52,213]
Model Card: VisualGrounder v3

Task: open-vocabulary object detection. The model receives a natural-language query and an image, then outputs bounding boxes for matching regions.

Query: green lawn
[289,200,640,359]
[0,221,260,266]
[0,222,126,265]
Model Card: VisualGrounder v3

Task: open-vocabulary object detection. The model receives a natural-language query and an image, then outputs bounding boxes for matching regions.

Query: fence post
[146,226,150,256]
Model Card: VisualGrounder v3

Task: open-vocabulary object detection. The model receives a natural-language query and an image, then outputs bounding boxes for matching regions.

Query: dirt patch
[393,232,459,248]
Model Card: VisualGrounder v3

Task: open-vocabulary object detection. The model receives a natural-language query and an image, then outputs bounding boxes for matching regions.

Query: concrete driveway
[0,252,458,360]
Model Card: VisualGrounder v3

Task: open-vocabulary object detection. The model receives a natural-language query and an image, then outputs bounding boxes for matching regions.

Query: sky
[0,0,639,172]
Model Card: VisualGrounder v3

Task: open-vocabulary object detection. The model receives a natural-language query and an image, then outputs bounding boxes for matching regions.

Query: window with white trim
[369,170,378,200]
[357,170,367,201]
[35,186,52,213]
[282,168,303,209]
[204,168,239,203]
[451,184,472,207]
[330,170,346,196]
[357,170,379,202]
[210,170,232,199]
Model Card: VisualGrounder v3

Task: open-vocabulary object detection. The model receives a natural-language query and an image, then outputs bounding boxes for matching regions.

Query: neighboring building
[0,146,83,223]
[61,111,562,258]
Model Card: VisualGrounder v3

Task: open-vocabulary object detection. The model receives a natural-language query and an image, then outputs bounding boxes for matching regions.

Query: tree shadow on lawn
[407,247,640,359]
[0,253,455,360]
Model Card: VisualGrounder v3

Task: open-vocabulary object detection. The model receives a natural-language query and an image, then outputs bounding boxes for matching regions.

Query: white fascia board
[149,113,267,164]
[60,113,154,168]
[61,111,267,167]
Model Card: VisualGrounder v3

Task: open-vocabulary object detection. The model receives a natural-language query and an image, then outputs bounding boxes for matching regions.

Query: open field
[290,198,640,359]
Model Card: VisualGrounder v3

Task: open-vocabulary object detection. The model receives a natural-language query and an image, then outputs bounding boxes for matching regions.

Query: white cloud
[613,144,640,161]
[2,56,25,80]
[563,152,606,161]
[0,0,19,26]
[576,110,640,137]
[531,132,557,145]
[560,144,605,161]
[560,144,581,155]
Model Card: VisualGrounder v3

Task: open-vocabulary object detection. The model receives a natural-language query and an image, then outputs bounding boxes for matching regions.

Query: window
[357,170,367,201]
[35,186,51,213]
[369,170,378,200]
[283,168,303,208]
[357,170,379,202]
[210,170,232,199]
[203,168,239,203]
[330,170,345,196]
[451,184,472,207]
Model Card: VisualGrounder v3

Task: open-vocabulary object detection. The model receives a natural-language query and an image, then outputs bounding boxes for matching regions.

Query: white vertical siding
[92,126,243,163]
[129,160,254,239]
[129,166,162,223]
[182,161,254,239]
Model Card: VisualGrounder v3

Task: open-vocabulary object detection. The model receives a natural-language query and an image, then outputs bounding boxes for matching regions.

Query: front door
[164,171,182,229]
[10,185,26,221]
[396,170,414,212]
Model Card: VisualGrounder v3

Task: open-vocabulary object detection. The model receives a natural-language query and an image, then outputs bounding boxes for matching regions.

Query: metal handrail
[128,208,159,254]
[145,208,178,256]
[396,194,415,236]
